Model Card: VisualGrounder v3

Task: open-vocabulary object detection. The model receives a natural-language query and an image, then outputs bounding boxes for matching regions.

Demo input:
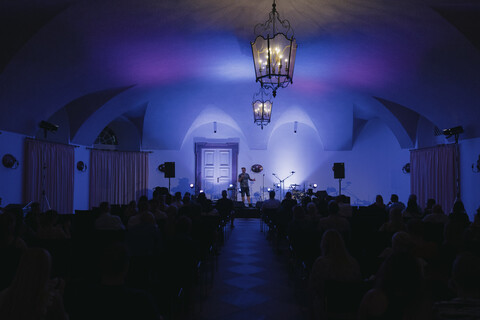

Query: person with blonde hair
[309,229,362,318]
[0,247,68,320]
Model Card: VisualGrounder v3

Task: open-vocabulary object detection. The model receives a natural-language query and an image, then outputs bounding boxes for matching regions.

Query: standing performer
[238,167,255,207]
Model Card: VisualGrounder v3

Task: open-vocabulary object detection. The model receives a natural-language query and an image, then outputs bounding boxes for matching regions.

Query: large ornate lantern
[251,0,297,97]
[252,88,273,129]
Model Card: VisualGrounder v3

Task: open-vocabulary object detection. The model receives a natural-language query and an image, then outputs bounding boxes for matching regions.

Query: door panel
[202,148,232,200]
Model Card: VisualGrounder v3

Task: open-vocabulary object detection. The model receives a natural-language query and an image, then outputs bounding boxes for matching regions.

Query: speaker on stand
[333,162,345,195]
[163,162,175,193]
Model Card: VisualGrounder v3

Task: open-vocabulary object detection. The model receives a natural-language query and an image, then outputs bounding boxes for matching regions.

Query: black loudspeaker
[333,162,345,179]
[164,162,175,178]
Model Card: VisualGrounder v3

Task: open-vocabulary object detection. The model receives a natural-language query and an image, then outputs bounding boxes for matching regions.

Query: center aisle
[193,218,309,320]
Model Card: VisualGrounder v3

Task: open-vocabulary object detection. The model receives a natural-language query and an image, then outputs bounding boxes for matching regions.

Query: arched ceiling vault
[1,0,480,150]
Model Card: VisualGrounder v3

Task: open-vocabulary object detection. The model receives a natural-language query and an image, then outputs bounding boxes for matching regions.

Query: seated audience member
[406,219,439,262]
[94,202,125,230]
[126,202,161,258]
[309,229,362,319]
[464,207,480,253]
[433,252,480,320]
[196,192,213,214]
[444,201,470,251]
[127,200,156,229]
[423,204,448,224]
[169,216,198,290]
[378,231,417,263]
[370,195,386,211]
[379,207,406,234]
[182,192,191,206]
[262,191,281,211]
[149,199,167,222]
[0,248,68,320]
[282,192,298,213]
[336,195,352,218]
[305,202,320,225]
[358,251,432,320]
[0,213,25,291]
[318,200,351,242]
[69,242,162,320]
[216,190,234,219]
[402,194,423,219]
[423,198,436,217]
[37,210,69,239]
[123,200,137,222]
[171,192,184,209]
[386,194,406,213]
[449,200,470,222]
[288,205,317,267]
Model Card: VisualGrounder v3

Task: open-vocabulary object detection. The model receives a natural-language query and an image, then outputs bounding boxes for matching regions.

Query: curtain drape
[410,144,458,214]
[89,149,149,208]
[23,139,75,213]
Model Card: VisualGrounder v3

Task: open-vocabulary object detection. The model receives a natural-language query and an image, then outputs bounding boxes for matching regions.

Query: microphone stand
[272,171,296,200]
[272,173,282,200]
[262,174,265,201]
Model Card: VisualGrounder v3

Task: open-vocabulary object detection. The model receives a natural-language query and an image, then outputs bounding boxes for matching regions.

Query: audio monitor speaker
[164,162,175,178]
[333,162,345,179]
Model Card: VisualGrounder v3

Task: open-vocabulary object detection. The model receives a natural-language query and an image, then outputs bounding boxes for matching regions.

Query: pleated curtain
[89,149,149,208]
[23,139,75,213]
[410,143,458,214]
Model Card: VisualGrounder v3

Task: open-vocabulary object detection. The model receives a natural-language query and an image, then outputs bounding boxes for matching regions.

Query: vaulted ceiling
[1,0,479,150]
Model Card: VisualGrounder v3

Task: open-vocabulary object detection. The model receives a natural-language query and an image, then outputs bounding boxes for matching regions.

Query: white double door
[202,148,232,200]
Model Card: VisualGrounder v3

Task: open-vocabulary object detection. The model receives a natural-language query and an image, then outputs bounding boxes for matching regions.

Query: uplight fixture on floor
[251,0,297,97]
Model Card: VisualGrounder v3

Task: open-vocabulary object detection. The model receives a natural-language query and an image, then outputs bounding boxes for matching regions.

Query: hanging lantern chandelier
[252,88,273,129]
[251,0,297,97]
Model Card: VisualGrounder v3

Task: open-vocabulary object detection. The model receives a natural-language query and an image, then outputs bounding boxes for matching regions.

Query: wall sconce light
[76,161,87,172]
[472,155,480,173]
[189,183,194,188]
[2,154,19,169]
[213,121,217,133]
[294,121,298,133]
[402,163,410,174]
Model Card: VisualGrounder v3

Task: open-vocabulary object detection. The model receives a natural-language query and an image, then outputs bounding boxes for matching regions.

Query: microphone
[291,171,295,173]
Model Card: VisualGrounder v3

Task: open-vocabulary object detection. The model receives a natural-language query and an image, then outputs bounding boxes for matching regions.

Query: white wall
[2,125,477,218]
[460,136,480,220]
[73,146,90,210]
[147,118,411,206]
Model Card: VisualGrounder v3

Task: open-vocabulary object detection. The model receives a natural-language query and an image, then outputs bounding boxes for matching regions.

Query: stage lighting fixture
[229,184,234,188]
[313,183,317,188]
[189,183,194,188]
[39,121,59,138]
[443,126,464,138]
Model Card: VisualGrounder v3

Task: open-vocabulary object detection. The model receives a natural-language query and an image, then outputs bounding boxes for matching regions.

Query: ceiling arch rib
[66,85,135,141]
